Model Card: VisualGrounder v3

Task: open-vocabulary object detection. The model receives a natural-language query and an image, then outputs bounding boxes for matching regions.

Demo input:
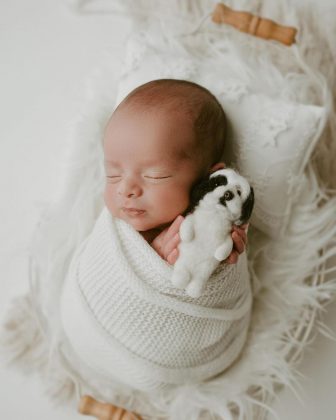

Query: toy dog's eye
[224,191,234,200]
[237,190,241,196]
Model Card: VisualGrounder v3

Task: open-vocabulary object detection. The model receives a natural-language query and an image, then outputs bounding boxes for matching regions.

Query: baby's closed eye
[144,175,172,179]
[105,174,173,184]
[106,175,121,183]
[143,175,173,183]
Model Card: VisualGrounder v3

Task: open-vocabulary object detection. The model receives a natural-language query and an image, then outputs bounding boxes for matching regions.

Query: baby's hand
[150,215,184,265]
[225,223,249,264]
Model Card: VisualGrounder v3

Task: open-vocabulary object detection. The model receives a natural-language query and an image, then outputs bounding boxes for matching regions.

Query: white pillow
[221,94,324,237]
[115,28,326,238]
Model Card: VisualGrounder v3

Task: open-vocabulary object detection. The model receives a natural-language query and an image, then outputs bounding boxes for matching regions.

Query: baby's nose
[118,178,142,198]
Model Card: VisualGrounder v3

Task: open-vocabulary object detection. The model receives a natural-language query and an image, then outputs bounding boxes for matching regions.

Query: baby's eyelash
[106,176,121,182]
[145,176,172,179]
[106,175,172,181]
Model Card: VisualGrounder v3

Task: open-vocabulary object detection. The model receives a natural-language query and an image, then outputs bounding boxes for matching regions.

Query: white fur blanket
[61,207,252,391]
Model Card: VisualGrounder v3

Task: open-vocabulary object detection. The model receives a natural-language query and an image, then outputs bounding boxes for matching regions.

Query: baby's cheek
[156,185,190,216]
[104,187,117,215]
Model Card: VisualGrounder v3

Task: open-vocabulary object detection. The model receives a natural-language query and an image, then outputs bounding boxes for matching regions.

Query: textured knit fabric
[60,207,252,391]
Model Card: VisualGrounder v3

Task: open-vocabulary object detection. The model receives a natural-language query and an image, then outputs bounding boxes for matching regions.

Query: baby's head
[103,79,227,234]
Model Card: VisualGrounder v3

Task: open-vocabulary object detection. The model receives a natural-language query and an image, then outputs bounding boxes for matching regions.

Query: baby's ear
[209,162,225,174]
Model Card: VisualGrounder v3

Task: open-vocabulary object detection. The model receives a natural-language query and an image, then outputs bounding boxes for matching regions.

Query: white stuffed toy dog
[171,168,254,298]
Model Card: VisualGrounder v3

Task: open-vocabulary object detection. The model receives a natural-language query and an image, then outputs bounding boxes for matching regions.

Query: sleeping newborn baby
[60,79,253,391]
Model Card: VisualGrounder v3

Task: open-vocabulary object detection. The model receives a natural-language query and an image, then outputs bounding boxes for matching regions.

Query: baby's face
[103,107,203,233]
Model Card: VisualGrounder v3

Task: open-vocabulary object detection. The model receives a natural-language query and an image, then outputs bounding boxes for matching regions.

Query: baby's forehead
[104,106,196,160]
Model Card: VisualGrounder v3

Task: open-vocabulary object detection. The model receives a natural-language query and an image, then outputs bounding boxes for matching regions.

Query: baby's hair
[116,79,227,169]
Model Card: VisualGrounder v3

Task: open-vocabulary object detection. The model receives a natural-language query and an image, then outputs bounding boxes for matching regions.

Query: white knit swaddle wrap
[60,207,252,391]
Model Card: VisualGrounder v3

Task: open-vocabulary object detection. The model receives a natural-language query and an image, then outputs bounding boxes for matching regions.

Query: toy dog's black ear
[240,187,254,224]
[186,177,212,214]
[185,174,229,215]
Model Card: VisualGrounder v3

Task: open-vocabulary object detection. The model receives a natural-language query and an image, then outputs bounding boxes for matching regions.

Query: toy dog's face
[189,168,254,225]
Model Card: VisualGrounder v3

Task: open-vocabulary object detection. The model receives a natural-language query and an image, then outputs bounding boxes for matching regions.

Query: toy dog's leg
[185,260,217,298]
[214,238,233,261]
[179,217,194,242]
[185,278,204,298]
[171,216,194,289]
[171,261,191,289]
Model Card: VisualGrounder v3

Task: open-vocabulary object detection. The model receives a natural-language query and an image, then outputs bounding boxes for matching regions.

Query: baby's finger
[225,251,238,264]
[232,231,245,254]
[165,215,184,242]
[167,249,179,265]
[237,223,248,231]
[232,226,247,245]
[163,233,180,259]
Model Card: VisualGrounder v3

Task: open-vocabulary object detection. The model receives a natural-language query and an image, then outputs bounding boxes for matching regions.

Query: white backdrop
[1,1,336,418]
